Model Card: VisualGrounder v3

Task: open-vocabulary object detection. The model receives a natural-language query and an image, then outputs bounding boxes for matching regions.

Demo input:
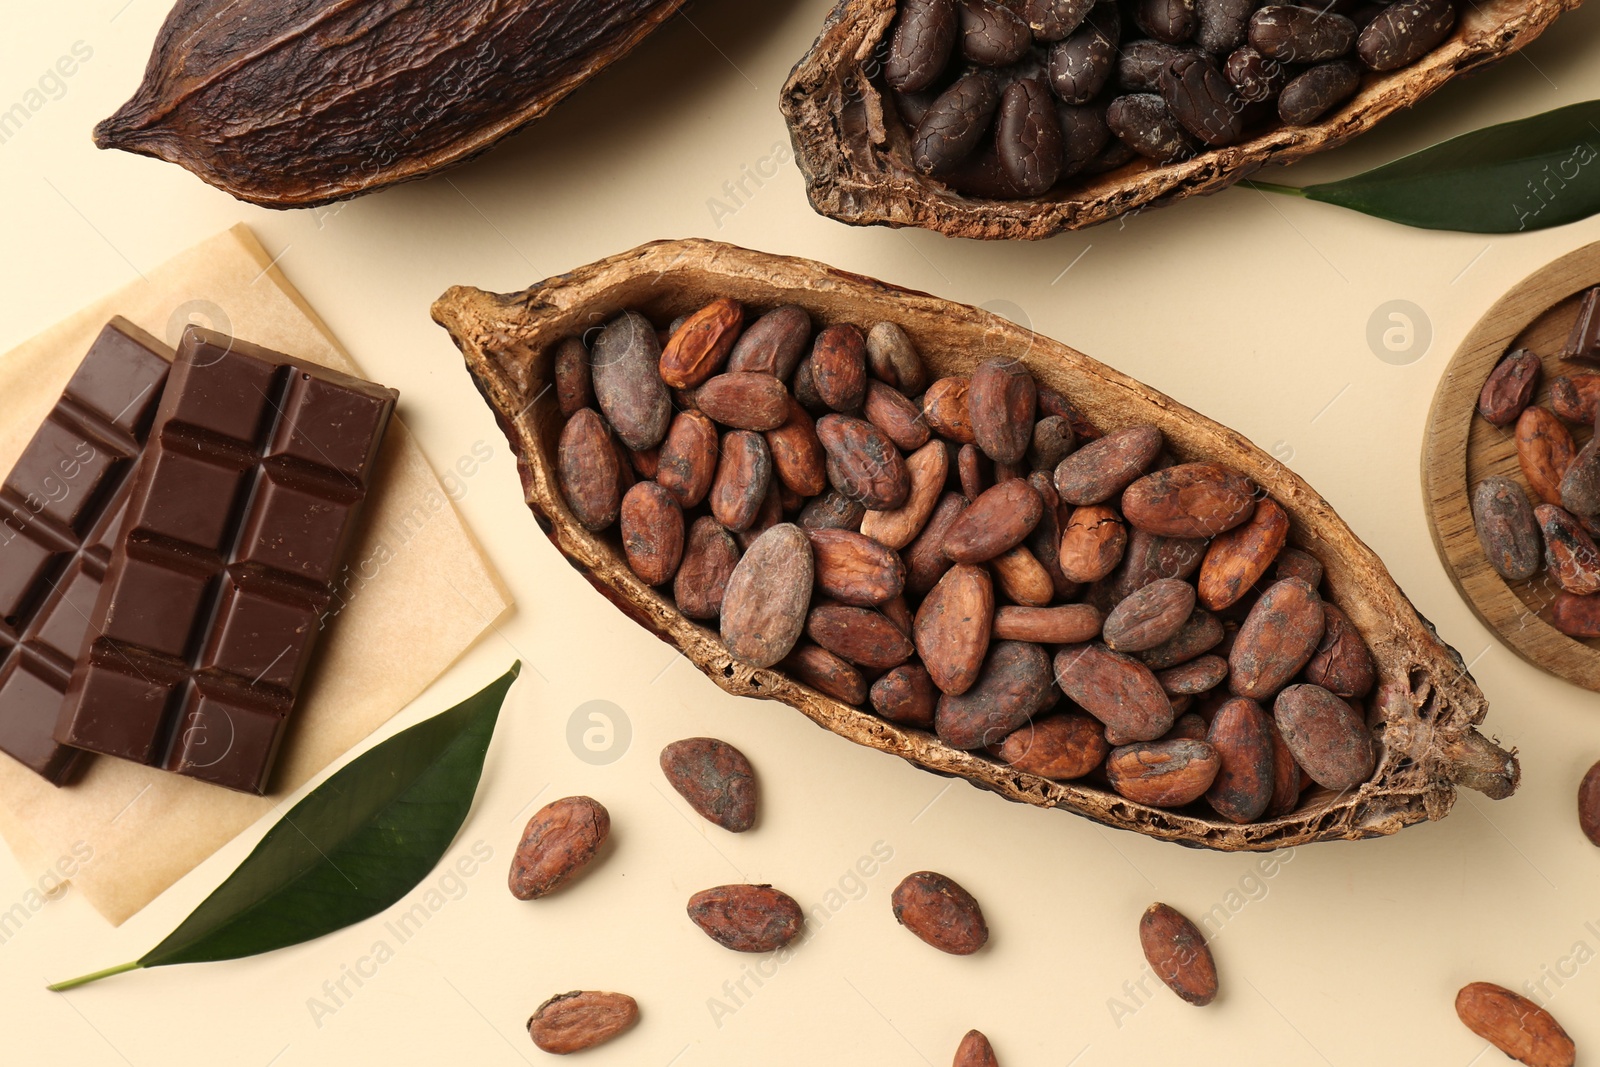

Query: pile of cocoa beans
[882,0,1459,198]
[1473,296,1600,639]
[554,298,1379,822]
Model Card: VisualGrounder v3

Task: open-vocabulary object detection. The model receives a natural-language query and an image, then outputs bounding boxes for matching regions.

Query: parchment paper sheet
[0,225,512,925]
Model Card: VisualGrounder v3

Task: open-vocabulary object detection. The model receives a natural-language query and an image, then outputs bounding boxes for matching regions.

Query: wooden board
[1424,240,1600,691]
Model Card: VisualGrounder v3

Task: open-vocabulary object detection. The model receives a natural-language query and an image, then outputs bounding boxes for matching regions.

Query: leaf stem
[1241,179,1309,198]
[47,960,142,992]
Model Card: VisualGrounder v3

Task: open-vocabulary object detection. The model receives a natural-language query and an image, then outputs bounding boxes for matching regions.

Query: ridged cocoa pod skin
[1274,684,1376,790]
[808,604,917,669]
[1055,426,1164,505]
[620,481,684,586]
[711,430,774,532]
[1304,603,1375,699]
[721,524,814,668]
[915,564,996,695]
[1140,609,1224,670]
[935,640,1056,749]
[661,737,757,832]
[996,712,1108,779]
[887,0,959,92]
[872,663,940,727]
[943,479,1044,563]
[970,359,1038,465]
[660,298,741,389]
[1229,578,1325,699]
[1106,739,1221,806]
[1472,476,1543,582]
[554,337,594,417]
[1249,5,1356,61]
[863,440,951,550]
[558,409,622,532]
[687,884,805,952]
[923,377,978,443]
[1552,591,1600,638]
[528,990,639,1055]
[1454,983,1575,1067]
[1139,903,1219,1006]
[1477,349,1543,427]
[784,643,869,704]
[592,312,671,451]
[864,379,933,452]
[809,528,907,606]
[1516,406,1577,505]
[817,414,912,510]
[993,603,1103,643]
[1103,578,1197,653]
[1550,374,1600,424]
[1578,760,1600,846]
[1055,643,1175,743]
[695,372,790,431]
[1198,498,1289,610]
[953,1030,1000,1067]
[866,322,929,395]
[906,492,970,596]
[892,871,989,955]
[676,517,741,620]
[1204,697,1275,823]
[1278,60,1360,125]
[1358,0,1458,71]
[510,797,610,900]
[1537,504,1600,595]
[1122,463,1257,538]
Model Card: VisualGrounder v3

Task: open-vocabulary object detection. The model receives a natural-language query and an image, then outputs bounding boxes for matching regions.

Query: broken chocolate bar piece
[56,327,398,793]
[1561,286,1600,366]
[0,319,171,784]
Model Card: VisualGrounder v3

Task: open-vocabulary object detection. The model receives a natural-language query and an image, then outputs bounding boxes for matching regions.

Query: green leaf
[1245,100,1600,232]
[48,663,519,991]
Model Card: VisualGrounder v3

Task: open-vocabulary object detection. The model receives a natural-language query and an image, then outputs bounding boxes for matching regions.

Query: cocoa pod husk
[721,523,814,668]
[660,738,758,832]
[995,712,1108,779]
[1454,982,1575,1067]
[510,796,610,900]
[1139,903,1219,1006]
[528,990,640,1055]
[891,870,989,955]
[687,884,805,952]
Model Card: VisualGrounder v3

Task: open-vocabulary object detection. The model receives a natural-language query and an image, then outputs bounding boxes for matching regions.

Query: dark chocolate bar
[0,319,171,784]
[56,327,397,794]
[1561,286,1600,365]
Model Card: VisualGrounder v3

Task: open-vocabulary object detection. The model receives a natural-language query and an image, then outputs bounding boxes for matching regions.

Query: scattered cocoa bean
[528,991,639,1055]
[687,884,804,952]
[892,871,989,955]
[953,1029,1001,1067]
[1577,759,1600,847]
[1454,982,1575,1067]
[660,738,758,832]
[1139,903,1219,1006]
[510,796,610,900]
[1516,404,1576,506]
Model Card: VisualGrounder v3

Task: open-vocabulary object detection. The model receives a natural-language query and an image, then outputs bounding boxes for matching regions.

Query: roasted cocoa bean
[1249,5,1356,61]
[728,305,811,380]
[620,481,684,586]
[1122,462,1256,538]
[510,796,610,900]
[906,492,970,595]
[528,991,638,1055]
[961,0,1033,65]
[1055,642,1175,743]
[711,430,774,531]
[863,439,951,550]
[1119,40,1198,91]
[817,414,912,510]
[1273,683,1376,790]
[872,663,940,727]
[1198,497,1289,610]
[1157,654,1228,695]
[799,489,866,531]
[558,408,622,532]
[1204,697,1274,822]
[687,884,804,952]
[1103,578,1197,652]
[887,0,960,92]
[892,871,989,955]
[997,712,1109,779]
[1135,0,1199,44]
[1161,52,1244,145]
[1055,425,1163,504]
[784,643,869,704]
[914,72,1002,175]
[1537,504,1600,595]
[1229,577,1325,699]
[553,336,594,418]
[1357,0,1456,71]
[1277,60,1360,125]
[1222,45,1289,102]
[1025,0,1096,40]
[997,76,1066,197]
[1106,738,1221,806]
[935,640,1056,749]
[1517,406,1577,506]
[1304,603,1375,699]
[915,563,995,695]
[1196,0,1259,55]
[661,738,757,832]
[1107,92,1198,161]
[808,604,917,669]
[1139,903,1219,1006]
[1477,349,1542,427]
[695,372,790,431]
[1049,7,1121,103]
[659,298,742,389]
[676,517,741,619]
[1454,983,1575,1067]
[943,479,1044,563]
[1139,608,1225,669]
[721,523,813,668]
[1552,591,1600,638]
[923,376,978,443]
[866,321,929,395]
[591,311,671,451]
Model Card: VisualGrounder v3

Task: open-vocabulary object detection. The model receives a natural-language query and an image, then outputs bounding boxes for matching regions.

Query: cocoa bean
[1109,92,1200,162]
[808,528,907,606]
[953,1030,1000,1067]
[1165,711,1210,741]
[1265,720,1302,817]
[943,480,1044,563]
[611,436,636,501]
[872,663,940,727]
[1198,498,1289,610]
[659,298,742,389]
[1229,577,1325,699]
[1560,438,1600,517]
[1517,403,1577,506]
[695,372,790,432]
[882,594,916,635]
[792,355,825,413]
[906,492,970,596]
[969,358,1038,465]
[1472,476,1542,583]
[1028,416,1077,472]
[1537,504,1600,595]
[1273,546,1324,589]
[553,336,594,418]
[991,544,1057,606]
[1249,5,1356,61]
[817,414,912,510]
[1122,462,1256,538]
[1025,0,1096,40]
[1139,608,1225,669]
[1357,0,1456,71]
[1055,642,1175,743]
[527,991,638,1055]
[1119,40,1199,92]
[935,640,1056,749]
[961,0,1033,65]
[863,439,951,549]
[1580,760,1600,846]
[996,712,1108,779]
[1095,528,1208,608]
[656,411,719,508]
[721,524,814,668]
[687,884,804,952]
[915,73,1002,175]
[1303,603,1375,698]
[1204,697,1274,822]
[1476,349,1542,427]
[1139,903,1219,1006]
[886,0,960,93]
[1454,983,1575,1067]
[509,796,610,900]
[866,322,930,395]
[891,871,989,955]
[728,305,811,380]
[997,76,1066,196]
[1273,683,1376,790]
[864,379,932,451]
[676,517,741,619]
[1551,592,1600,638]
[1106,738,1221,806]
[711,430,774,532]
[1103,578,1197,652]
[558,408,622,532]
[1278,60,1360,125]
[993,604,1103,643]
[799,490,866,531]
[1550,374,1600,424]
[620,481,684,586]
[958,443,994,500]
[811,324,869,413]
[1054,425,1163,504]
[783,643,869,704]
[1223,45,1290,102]
[1049,6,1121,103]
[660,738,757,832]
[591,311,671,451]
[1135,0,1199,43]
[766,397,829,498]
[1196,0,1257,54]
[1157,654,1228,696]
[915,563,996,695]
[809,604,917,669]
[1058,504,1128,582]
[1161,53,1244,146]
[923,377,978,443]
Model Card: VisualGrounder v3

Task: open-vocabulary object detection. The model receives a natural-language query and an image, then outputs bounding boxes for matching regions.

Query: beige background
[2,1,1598,1064]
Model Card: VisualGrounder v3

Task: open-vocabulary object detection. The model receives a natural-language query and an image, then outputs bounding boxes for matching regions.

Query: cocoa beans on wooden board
[438,238,1517,851]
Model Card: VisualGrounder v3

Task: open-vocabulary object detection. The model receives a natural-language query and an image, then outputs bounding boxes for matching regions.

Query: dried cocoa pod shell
[528,990,639,1055]
[864,380,932,452]
[866,321,930,394]
[923,377,978,443]
[619,481,684,587]
[676,517,741,620]
[687,884,805,952]
[1476,349,1542,427]
[1198,498,1289,610]
[1122,463,1256,538]
[1580,759,1600,846]
[943,479,1044,563]
[695,373,790,432]
[1536,504,1600,595]
[808,604,917,669]
[1472,476,1542,582]
[996,712,1108,779]
[1139,609,1225,670]
[558,409,622,532]
[766,397,829,498]
[1551,592,1600,638]
[799,489,867,531]
[1157,654,1228,696]
[1107,738,1221,806]
[992,604,1103,644]
[808,528,907,606]
[1230,578,1325,699]
[96,0,691,209]
[935,640,1056,749]
[784,643,869,704]
[509,796,610,900]
[591,312,671,452]
[660,738,757,832]
[1104,578,1198,653]
[915,563,996,695]
[660,298,742,389]
[711,430,774,532]
[1274,684,1376,790]
[729,306,811,380]
[1304,603,1375,699]
[863,439,951,549]
[721,523,813,668]
[970,358,1038,465]
[1055,425,1163,504]
[953,1030,1000,1067]
[1055,642,1175,743]
[817,414,912,510]
[891,871,989,955]
[553,337,594,418]
[905,491,969,595]
[440,239,1516,852]
[1139,903,1219,1006]
[1549,373,1600,424]
[872,663,940,727]
[1454,982,1575,1067]
[1204,697,1274,822]
[1359,0,1458,70]
[991,545,1056,606]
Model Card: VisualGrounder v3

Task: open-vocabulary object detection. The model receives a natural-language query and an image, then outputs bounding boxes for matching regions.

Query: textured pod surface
[687,884,805,952]
[892,870,989,954]
[439,237,1515,852]
[509,797,611,901]
[1454,983,1575,1067]
[96,0,690,208]
[660,738,758,832]
[528,990,639,1054]
[1139,903,1219,1006]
